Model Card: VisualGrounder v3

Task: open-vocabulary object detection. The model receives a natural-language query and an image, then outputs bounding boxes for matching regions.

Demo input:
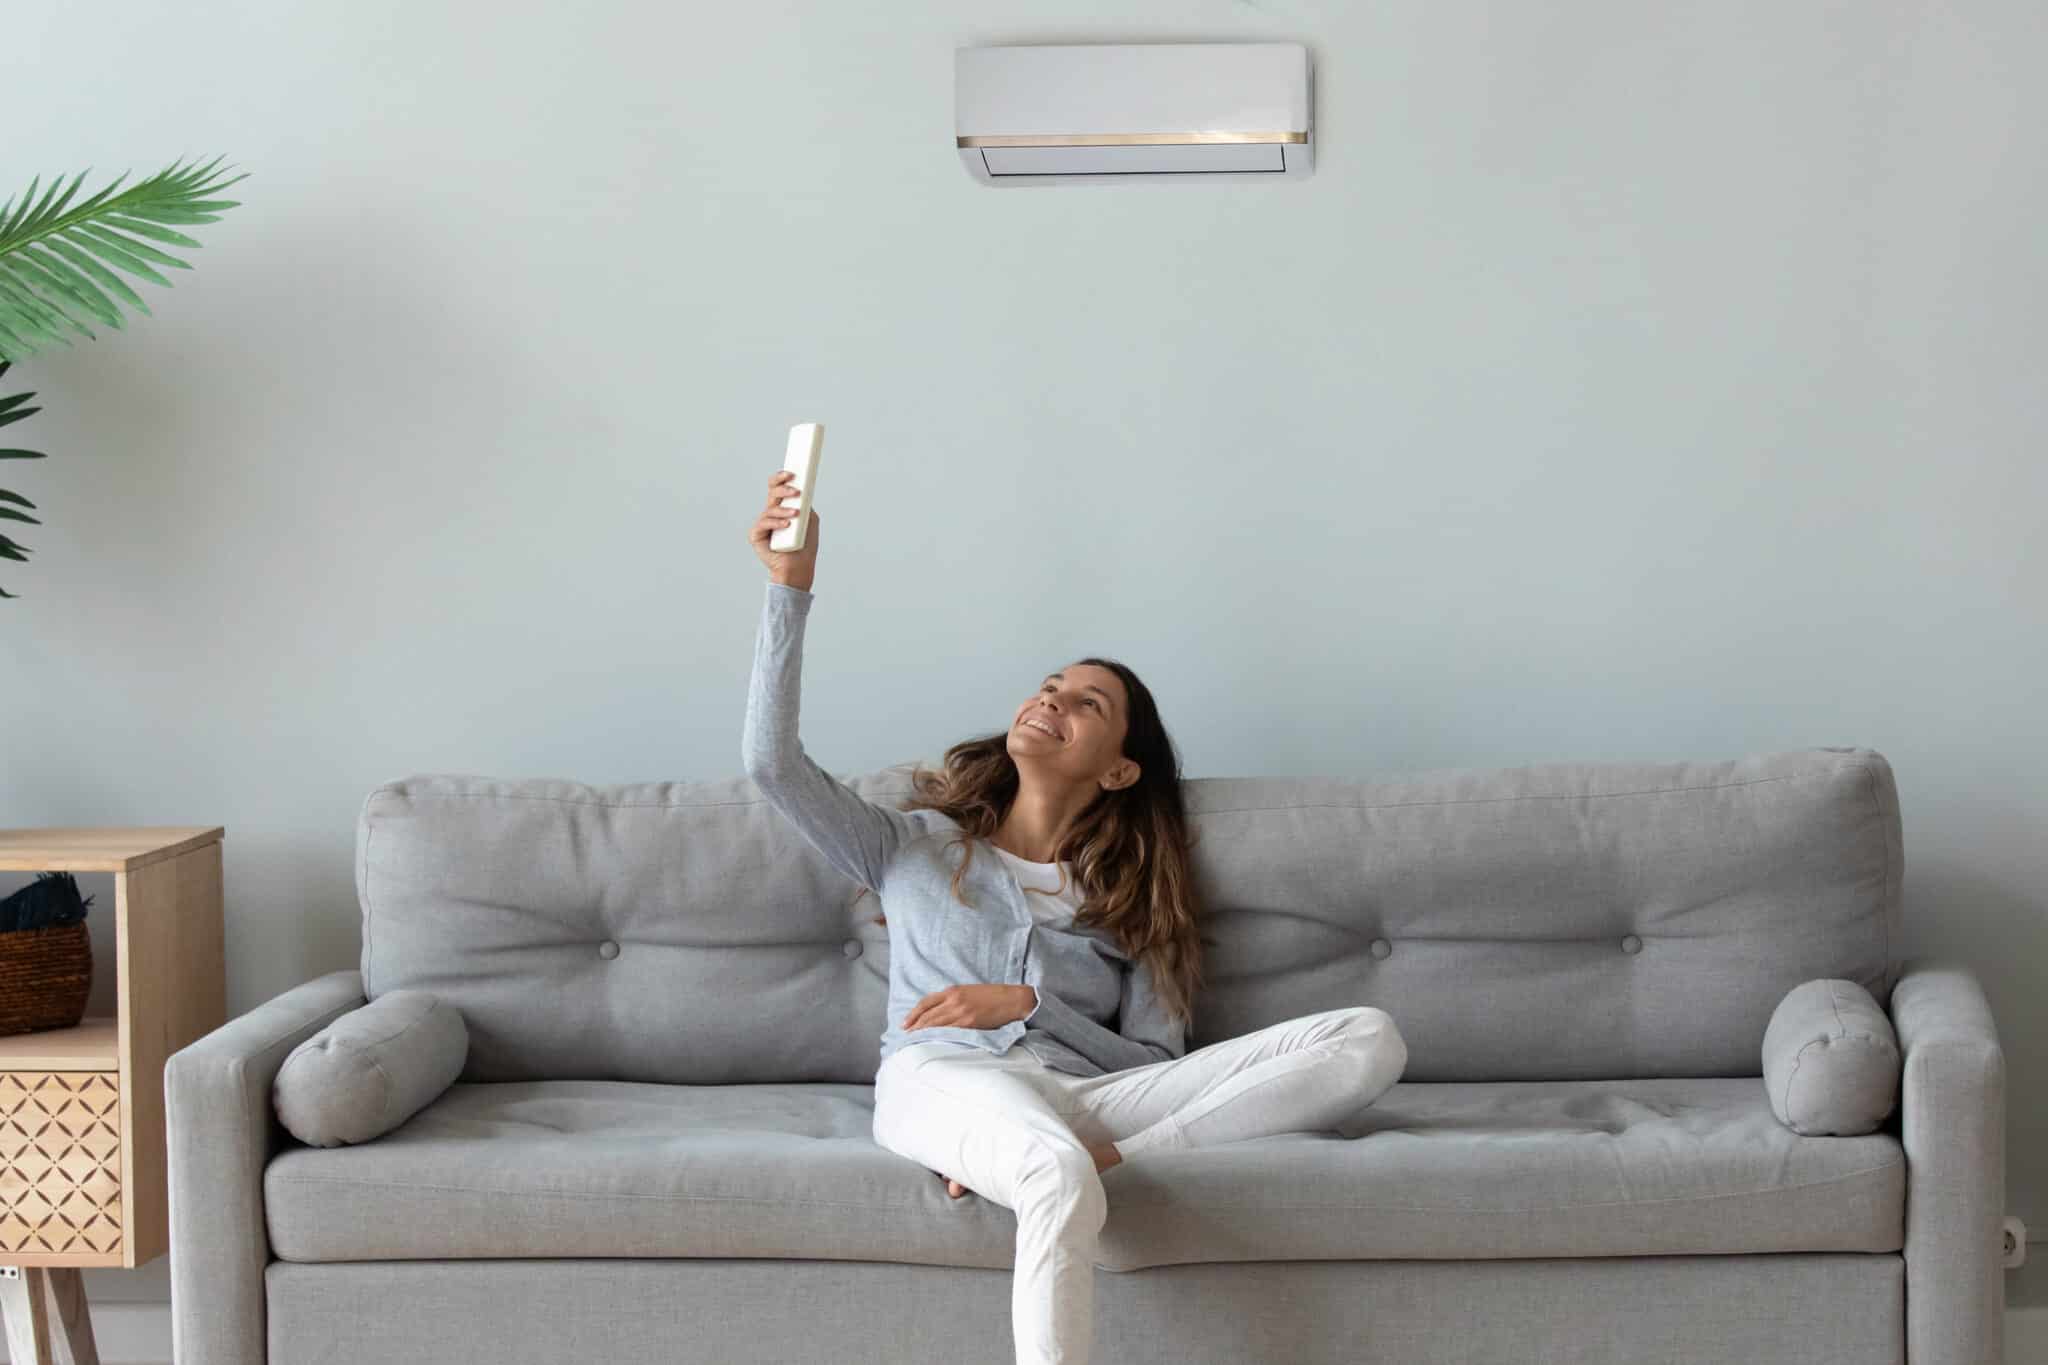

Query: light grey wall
[3,0,2042,1317]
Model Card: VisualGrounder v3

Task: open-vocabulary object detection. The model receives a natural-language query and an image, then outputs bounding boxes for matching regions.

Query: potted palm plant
[1,155,246,598]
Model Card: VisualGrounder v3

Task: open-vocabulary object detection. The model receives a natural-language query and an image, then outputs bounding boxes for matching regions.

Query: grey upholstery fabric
[1762,977,1901,1135]
[1892,958,2007,1365]
[157,747,2007,1363]
[265,1254,1906,1365]
[356,748,1902,1086]
[262,1073,1902,1265]
[272,989,468,1147]
[165,969,367,1365]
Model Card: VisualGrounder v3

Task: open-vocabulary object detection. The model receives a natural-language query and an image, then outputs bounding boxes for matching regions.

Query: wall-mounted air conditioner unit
[954,42,1314,186]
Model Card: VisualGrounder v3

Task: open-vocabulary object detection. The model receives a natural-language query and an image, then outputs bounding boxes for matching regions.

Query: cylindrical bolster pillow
[272,990,468,1147]
[1761,978,1900,1135]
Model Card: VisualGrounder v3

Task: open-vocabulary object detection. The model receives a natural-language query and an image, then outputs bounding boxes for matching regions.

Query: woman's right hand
[751,469,820,591]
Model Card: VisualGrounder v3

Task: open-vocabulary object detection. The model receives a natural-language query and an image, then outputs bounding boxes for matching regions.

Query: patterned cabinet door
[0,1071,123,1259]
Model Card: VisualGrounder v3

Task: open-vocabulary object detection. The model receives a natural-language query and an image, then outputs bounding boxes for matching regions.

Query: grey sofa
[165,746,2008,1364]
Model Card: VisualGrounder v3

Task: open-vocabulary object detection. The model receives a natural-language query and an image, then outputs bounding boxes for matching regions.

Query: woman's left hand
[903,984,1034,1030]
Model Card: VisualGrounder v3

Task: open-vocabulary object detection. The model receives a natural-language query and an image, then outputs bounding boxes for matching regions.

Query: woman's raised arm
[743,473,929,890]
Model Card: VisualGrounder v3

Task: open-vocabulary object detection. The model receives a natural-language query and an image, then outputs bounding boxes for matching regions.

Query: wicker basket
[0,921,94,1036]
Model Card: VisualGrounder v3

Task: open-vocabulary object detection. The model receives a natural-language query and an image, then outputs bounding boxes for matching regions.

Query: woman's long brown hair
[849,655,1206,1029]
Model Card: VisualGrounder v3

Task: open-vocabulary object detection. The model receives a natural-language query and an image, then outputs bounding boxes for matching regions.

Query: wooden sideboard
[0,827,226,1364]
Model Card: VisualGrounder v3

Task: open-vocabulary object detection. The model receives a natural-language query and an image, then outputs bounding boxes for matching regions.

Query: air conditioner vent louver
[954,43,1314,186]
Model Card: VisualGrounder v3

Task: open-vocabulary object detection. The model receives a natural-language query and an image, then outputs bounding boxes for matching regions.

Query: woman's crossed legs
[869,1005,1407,1365]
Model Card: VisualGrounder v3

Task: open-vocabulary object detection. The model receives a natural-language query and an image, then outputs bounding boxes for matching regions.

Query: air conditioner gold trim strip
[956,131,1309,148]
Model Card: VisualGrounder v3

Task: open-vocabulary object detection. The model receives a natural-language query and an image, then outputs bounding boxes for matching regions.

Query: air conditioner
[954,42,1314,186]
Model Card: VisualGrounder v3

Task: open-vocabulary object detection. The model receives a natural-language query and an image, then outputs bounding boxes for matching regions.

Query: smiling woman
[857,654,1208,1029]
[742,459,1209,1030]
[738,562,1198,1075]
[740,460,1409,1365]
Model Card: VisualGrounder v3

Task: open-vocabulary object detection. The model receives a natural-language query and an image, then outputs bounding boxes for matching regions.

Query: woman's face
[1008,664,1134,785]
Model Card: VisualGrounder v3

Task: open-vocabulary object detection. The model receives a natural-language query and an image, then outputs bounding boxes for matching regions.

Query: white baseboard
[5,1295,2046,1363]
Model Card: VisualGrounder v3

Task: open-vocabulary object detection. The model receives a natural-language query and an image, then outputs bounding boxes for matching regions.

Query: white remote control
[770,422,823,553]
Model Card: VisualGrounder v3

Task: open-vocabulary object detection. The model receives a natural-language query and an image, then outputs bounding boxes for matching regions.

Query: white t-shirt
[991,845,1083,928]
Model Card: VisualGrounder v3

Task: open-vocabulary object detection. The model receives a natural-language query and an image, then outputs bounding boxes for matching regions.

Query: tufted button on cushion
[1369,938,1392,960]
[842,939,862,958]
[597,940,620,960]
[1621,934,1642,954]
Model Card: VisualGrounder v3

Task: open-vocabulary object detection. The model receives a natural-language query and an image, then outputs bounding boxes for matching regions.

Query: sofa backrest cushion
[355,746,1901,1084]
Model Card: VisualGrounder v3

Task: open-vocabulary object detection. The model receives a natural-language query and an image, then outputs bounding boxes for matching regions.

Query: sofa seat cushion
[263,1075,1904,1270]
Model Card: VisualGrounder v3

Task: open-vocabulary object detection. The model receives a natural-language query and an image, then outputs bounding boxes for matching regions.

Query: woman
[743,468,1409,1365]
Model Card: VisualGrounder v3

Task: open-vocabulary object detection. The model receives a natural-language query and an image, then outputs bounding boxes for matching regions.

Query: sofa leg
[0,1266,100,1365]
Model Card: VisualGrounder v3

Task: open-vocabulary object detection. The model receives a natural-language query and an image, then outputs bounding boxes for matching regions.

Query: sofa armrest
[166,969,368,1365]
[1889,956,2006,1365]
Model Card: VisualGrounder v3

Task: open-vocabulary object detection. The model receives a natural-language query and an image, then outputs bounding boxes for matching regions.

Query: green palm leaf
[0,156,243,599]
[0,358,43,597]
[0,155,247,362]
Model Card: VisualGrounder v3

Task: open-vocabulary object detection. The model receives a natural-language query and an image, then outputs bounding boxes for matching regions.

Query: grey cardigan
[741,579,1187,1077]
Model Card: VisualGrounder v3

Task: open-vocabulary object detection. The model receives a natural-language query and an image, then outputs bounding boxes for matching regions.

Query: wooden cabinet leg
[0,1268,100,1365]
[43,1270,100,1365]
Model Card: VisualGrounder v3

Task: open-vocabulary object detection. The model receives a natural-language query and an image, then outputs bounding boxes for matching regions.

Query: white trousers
[869,1004,1408,1365]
